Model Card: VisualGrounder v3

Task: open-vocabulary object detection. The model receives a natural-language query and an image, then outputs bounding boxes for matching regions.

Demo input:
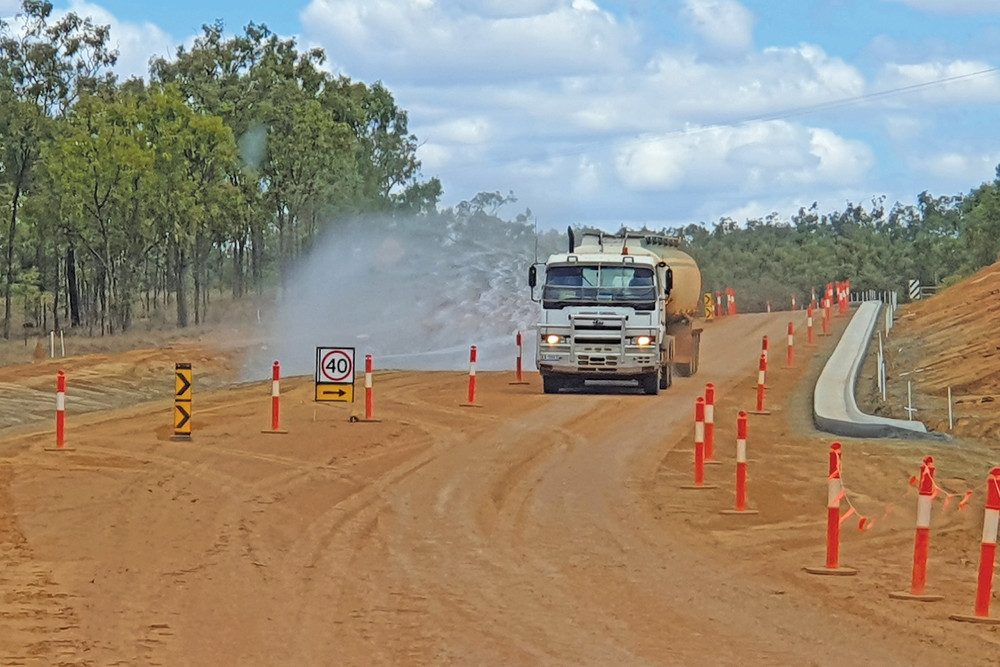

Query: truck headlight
[544,334,563,345]
[635,335,653,346]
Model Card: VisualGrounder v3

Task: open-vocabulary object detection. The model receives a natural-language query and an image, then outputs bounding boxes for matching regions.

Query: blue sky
[4,0,1000,230]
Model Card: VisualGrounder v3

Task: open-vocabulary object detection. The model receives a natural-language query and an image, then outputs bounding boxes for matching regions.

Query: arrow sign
[175,404,191,429]
[175,371,192,397]
[315,382,354,403]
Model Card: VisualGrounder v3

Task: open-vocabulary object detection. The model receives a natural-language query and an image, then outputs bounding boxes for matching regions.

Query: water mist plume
[244,215,548,379]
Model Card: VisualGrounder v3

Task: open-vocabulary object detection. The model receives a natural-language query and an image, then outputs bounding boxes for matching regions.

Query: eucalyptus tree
[42,87,152,333]
[0,0,117,337]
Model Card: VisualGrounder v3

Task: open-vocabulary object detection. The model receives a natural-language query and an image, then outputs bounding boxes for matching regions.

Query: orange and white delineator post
[365,354,374,420]
[807,305,815,345]
[704,383,717,463]
[47,370,75,451]
[786,322,794,368]
[749,353,770,414]
[461,345,480,407]
[716,291,722,317]
[805,442,857,575]
[761,335,769,367]
[891,456,942,601]
[510,332,530,385]
[271,362,280,429]
[721,410,757,515]
[951,467,1000,623]
[681,397,717,490]
[263,361,288,434]
[821,298,831,336]
[54,370,67,450]
[694,397,706,485]
[791,294,797,311]
[57,370,66,447]
[736,411,749,510]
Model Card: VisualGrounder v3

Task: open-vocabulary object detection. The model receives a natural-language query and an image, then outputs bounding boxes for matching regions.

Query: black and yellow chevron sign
[173,363,192,440]
[703,293,715,320]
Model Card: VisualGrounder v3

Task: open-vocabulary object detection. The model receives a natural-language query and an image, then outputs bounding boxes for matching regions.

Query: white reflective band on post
[917,495,932,529]
[808,316,813,326]
[56,393,65,410]
[695,423,704,442]
[828,478,843,507]
[517,347,522,359]
[365,372,372,388]
[705,405,714,423]
[983,509,1000,544]
[736,439,747,463]
[470,364,476,376]
[788,335,793,345]
[271,380,279,397]
[758,370,765,384]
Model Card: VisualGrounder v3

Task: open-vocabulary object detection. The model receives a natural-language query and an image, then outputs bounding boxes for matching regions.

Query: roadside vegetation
[2,1,1000,340]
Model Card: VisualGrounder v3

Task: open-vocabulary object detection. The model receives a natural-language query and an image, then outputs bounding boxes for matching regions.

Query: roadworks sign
[315,347,355,402]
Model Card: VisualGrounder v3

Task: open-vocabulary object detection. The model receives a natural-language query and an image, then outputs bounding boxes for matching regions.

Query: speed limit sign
[315,346,355,402]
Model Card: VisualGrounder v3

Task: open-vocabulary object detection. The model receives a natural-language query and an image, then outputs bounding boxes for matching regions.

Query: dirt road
[2,312,998,665]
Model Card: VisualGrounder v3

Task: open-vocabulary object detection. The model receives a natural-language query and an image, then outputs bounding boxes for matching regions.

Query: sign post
[173,363,193,441]
[315,347,356,402]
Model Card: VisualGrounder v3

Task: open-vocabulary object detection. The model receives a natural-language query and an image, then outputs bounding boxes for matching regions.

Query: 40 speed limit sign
[315,346,355,402]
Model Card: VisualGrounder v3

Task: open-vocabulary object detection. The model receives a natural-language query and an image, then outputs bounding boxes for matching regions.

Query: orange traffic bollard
[951,467,1000,623]
[805,443,857,575]
[891,457,942,601]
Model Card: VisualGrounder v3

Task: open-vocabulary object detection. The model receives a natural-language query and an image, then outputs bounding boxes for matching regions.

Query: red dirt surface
[1,304,999,665]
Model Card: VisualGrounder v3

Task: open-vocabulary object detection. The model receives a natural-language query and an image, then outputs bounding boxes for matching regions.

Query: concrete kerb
[812,301,948,441]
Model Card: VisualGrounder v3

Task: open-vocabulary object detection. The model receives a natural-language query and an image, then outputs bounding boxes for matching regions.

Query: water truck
[528,228,702,394]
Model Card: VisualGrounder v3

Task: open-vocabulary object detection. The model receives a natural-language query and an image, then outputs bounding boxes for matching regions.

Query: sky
[4,0,1000,231]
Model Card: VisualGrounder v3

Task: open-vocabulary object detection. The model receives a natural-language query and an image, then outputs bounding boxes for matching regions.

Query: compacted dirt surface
[1,301,1000,665]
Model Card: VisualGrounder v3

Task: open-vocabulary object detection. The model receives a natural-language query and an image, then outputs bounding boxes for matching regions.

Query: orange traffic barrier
[721,411,757,516]
[805,442,857,575]
[461,346,481,407]
[682,397,716,490]
[705,383,719,464]
[786,322,794,368]
[750,354,769,415]
[951,467,1000,623]
[891,457,942,601]
[46,370,73,451]
[262,361,288,434]
[807,305,815,345]
[510,332,530,385]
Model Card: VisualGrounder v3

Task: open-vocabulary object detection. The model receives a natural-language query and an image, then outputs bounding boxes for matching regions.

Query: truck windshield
[542,265,656,310]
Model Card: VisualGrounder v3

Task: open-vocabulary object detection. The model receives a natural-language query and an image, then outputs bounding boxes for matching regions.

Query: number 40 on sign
[315,346,355,402]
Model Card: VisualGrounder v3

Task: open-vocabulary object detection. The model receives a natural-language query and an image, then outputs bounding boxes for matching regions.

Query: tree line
[670,181,1000,313]
[4,2,1000,339]
[1,1,440,338]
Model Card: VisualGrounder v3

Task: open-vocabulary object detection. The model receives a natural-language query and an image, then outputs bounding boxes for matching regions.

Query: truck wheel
[641,371,660,395]
[659,363,672,390]
[542,376,562,394]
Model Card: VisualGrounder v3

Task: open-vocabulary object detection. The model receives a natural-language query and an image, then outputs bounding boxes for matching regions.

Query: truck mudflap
[672,321,702,377]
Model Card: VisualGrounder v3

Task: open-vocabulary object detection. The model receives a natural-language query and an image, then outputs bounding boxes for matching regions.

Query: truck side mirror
[664,268,674,294]
[528,265,537,288]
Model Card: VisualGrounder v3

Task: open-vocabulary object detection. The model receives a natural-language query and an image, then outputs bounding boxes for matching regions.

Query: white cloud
[911,151,1000,185]
[882,0,1000,15]
[613,121,873,193]
[681,0,755,56]
[873,60,1000,105]
[0,0,21,16]
[300,0,636,84]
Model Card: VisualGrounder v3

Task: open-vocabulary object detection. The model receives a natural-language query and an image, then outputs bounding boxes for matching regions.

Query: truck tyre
[542,376,562,394]
[641,371,660,395]
[659,363,672,390]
